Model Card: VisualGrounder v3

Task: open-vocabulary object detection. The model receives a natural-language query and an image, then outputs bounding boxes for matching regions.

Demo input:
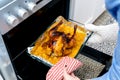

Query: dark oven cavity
[2,0,70,79]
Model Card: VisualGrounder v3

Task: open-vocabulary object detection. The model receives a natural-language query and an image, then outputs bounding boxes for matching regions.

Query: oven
[0,0,112,80]
[0,0,70,80]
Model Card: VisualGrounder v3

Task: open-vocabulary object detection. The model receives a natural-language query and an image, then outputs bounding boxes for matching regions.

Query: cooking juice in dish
[30,16,87,65]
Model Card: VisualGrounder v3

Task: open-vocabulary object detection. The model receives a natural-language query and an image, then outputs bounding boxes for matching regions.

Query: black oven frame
[3,0,70,79]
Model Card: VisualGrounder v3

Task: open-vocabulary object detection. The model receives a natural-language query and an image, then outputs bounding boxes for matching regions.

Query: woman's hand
[63,68,80,80]
[85,23,119,43]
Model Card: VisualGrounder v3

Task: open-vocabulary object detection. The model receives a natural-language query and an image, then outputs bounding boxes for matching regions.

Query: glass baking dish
[27,16,92,67]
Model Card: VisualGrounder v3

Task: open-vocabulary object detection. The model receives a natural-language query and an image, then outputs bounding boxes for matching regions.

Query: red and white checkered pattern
[46,56,83,80]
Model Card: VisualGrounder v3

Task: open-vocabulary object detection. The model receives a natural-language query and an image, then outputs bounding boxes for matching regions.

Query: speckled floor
[74,10,115,79]
[86,11,116,56]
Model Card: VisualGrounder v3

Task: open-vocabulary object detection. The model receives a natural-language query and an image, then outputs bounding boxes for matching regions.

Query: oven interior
[2,0,70,79]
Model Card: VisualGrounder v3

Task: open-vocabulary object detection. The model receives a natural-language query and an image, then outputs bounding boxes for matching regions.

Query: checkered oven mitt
[46,56,83,80]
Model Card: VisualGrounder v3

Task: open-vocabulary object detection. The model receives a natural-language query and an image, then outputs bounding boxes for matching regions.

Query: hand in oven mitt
[46,56,83,80]
[85,22,119,43]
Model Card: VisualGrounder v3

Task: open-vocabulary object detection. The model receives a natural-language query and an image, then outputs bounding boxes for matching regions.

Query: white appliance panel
[69,0,105,24]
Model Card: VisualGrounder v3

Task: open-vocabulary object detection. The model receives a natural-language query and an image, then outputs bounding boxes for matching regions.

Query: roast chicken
[30,16,87,64]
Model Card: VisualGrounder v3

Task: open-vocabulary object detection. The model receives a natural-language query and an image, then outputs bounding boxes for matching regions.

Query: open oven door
[0,33,17,80]
[1,0,70,80]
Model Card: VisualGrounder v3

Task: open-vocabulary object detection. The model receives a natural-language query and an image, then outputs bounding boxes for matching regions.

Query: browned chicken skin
[30,16,87,65]
[44,21,78,57]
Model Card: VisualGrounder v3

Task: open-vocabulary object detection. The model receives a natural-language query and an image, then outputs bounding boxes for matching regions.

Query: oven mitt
[46,56,83,80]
[85,22,119,43]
